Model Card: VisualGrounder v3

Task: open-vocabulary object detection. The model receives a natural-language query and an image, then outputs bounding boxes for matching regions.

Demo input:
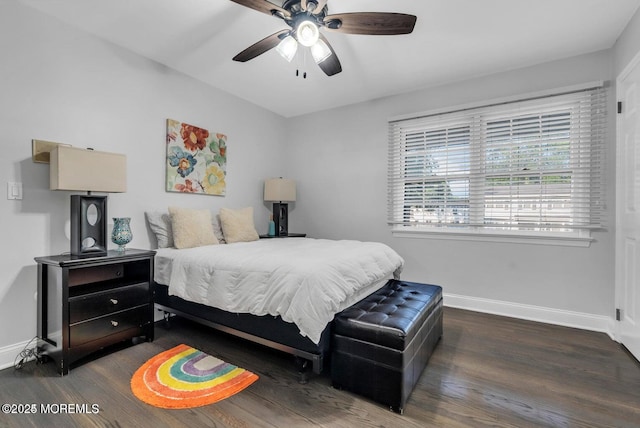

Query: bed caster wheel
[390,406,403,415]
[161,311,172,329]
[294,357,309,384]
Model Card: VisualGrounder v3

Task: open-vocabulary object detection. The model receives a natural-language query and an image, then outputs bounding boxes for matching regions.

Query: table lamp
[264,178,296,236]
[50,146,127,257]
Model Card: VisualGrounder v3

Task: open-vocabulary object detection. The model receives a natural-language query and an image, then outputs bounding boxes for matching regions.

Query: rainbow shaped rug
[131,344,259,409]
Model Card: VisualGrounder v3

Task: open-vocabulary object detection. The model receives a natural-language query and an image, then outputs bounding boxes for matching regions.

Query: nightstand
[259,233,307,238]
[35,249,155,375]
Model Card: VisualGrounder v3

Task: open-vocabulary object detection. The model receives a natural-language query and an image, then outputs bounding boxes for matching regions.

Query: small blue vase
[112,217,132,251]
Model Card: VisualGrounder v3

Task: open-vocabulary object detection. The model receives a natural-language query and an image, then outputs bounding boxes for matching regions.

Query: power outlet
[7,182,22,200]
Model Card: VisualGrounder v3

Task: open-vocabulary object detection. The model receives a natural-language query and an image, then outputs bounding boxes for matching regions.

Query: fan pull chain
[294,48,308,79]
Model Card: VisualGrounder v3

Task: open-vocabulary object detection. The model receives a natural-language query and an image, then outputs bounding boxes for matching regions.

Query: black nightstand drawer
[70,306,149,348]
[69,283,150,324]
[68,263,124,287]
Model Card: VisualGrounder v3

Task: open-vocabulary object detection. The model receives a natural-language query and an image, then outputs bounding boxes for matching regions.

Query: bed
[152,237,404,375]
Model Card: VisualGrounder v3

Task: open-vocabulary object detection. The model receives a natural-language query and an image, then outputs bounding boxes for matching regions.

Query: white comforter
[154,238,404,344]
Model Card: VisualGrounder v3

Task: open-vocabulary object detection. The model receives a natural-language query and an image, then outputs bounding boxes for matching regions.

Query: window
[388,85,606,240]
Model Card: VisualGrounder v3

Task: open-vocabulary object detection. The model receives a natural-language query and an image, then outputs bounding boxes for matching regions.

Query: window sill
[391,227,594,247]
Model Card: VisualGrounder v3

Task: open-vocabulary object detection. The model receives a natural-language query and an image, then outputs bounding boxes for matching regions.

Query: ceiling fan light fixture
[311,39,332,64]
[276,35,298,62]
[231,0,417,76]
[296,20,319,47]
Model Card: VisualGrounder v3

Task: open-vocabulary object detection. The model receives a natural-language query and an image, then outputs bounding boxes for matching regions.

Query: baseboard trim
[444,293,615,340]
[0,296,617,370]
[0,338,35,372]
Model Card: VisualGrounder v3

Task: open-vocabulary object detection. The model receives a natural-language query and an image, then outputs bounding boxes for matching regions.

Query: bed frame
[153,282,331,376]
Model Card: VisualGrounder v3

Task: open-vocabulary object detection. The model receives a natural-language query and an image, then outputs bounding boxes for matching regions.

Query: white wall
[286,50,617,331]
[615,4,640,75]
[0,2,287,366]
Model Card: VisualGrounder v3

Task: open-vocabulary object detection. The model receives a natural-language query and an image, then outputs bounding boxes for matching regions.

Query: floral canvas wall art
[166,119,227,196]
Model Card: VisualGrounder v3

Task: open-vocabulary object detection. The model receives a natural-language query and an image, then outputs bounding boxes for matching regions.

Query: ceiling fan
[230,0,417,76]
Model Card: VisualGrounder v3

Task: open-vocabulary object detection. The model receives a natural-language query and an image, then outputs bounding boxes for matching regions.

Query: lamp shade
[311,39,332,64]
[264,178,296,202]
[276,35,298,62]
[50,146,126,192]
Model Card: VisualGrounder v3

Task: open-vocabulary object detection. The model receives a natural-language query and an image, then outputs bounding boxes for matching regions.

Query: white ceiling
[22,0,640,118]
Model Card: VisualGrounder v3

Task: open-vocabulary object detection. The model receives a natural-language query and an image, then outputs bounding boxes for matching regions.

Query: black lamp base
[71,194,108,257]
[272,202,289,236]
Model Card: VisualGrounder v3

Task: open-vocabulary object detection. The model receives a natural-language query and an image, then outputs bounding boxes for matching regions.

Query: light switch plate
[7,182,22,200]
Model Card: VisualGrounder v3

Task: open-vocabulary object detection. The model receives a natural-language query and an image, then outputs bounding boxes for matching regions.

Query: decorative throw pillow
[145,211,173,248]
[168,206,219,249]
[212,214,226,244]
[219,207,259,244]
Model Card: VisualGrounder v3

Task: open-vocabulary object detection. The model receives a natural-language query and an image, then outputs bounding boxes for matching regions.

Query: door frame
[615,48,640,359]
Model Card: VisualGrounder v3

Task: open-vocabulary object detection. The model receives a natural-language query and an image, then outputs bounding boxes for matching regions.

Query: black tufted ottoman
[331,280,443,414]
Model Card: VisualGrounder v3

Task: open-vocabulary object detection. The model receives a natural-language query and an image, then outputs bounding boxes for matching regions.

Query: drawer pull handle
[111,320,119,327]
[110,299,118,305]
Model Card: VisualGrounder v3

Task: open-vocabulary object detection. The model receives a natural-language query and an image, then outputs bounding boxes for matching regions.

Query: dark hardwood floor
[1,307,639,427]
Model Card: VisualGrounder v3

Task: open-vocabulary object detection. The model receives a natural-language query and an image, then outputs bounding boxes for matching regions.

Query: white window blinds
[388,85,607,233]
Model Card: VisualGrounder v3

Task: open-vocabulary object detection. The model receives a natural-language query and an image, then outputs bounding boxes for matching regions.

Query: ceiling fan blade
[301,0,327,15]
[316,34,342,76]
[233,29,290,62]
[323,12,417,35]
[229,0,290,19]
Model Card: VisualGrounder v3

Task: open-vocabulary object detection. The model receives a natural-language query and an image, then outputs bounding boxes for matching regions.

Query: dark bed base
[153,283,331,375]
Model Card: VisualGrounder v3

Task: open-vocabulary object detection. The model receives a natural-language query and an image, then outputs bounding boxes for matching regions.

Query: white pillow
[145,211,173,248]
[212,214,227,244]
[168,206,219,249]
[219,207,259,244]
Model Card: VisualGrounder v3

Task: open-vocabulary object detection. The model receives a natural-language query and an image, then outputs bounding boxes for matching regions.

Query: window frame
[387,82,606,247]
